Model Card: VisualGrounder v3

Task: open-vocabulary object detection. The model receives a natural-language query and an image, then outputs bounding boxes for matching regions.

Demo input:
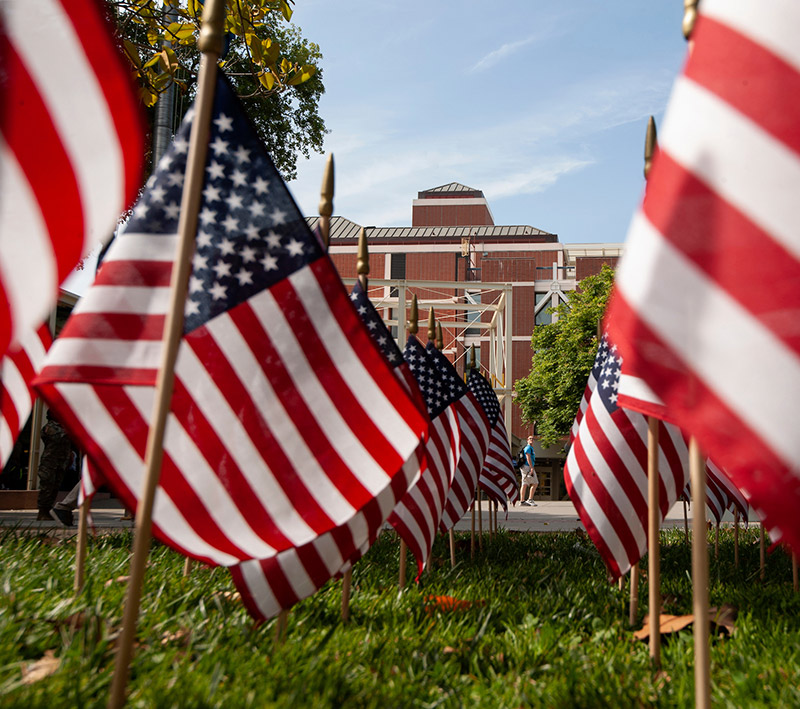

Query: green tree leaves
[515,265,615,448]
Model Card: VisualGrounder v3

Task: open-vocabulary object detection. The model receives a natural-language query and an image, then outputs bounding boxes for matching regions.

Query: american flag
[435,350,489,533]
[564,334,689,580]
[605,0,800,551]
[230,281,428,621]
[35,75,428,567]
[467,368,517,509]
[387,336,463,576]
[0,0,144,357]
[1,324,51,467]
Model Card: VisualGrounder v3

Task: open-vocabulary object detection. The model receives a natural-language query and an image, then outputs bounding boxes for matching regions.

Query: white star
[377,336,387,346]
[149,185,166,203]
[197,231,213,248]
[243,223,260,241]
[234,145,250,163]
[167,170,184,187]
[261,254,278,271]
[210,136,229,156]
[350,292,359,302]
[158,153,173,171]
[387,351,398,362]
[189,275,204,293]
[164,202,181,220]
[214,113,233,132]
[209,282,227,300]
[219,238,235,256]
[226,193,243,211]
[206,161,225,180]
[173,136,189,154]
[367,320,378,330]
[185,299,200,316]
[221,215,238,233]
[199,207,217,226]
[253,176,269,195]
[357,305,367,315]
[266,231,282,249]
[270,207,288,225]
[133,202,149,219]
[241,246,257,263]
[231,169,247,187]
[203,184,221,203]
[286,238,304,256]
[192,253,208,270]
[235,268,253,286]
[213,261,231,279]
[248,202,265,218]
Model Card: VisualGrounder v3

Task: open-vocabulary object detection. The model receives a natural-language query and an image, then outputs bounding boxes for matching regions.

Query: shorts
[521,466,538,486]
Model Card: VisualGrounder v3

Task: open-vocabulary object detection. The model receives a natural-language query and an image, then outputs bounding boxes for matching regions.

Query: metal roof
[417,182,483,198]
[306,217,556,243]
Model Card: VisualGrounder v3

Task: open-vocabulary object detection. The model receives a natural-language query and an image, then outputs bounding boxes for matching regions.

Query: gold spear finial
[427,308,435,342]
[644,116,657,180]
[357,227,369,289]
[435,322,444,350]
[318,153,334,248]
[469,344,476,371]
[409,295,419,335]
[683,0,698,40]
[197,0,226,54]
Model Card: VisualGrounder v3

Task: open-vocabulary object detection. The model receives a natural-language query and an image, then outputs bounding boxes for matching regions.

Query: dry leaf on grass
[424,595,485,614]
[634,604,738,641]
[104,575,130,588]
[212,590,241,603]
[160,628,191,646]
[21,650,59,684]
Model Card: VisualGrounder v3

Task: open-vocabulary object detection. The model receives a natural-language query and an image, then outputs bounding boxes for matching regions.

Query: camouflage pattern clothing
[37,417,72,513]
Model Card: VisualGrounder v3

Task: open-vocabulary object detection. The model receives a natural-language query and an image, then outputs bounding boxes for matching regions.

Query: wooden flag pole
[318,154,334,248]
[683,499,690,545]
[274,610,288,644]
[107,3,225,707]
[733,510,740,569]
[73,499,89,593]
[470,496,476,559]
[449,530,456,568]
[646,416,661,667]
[477,490,483,551]
[689,436,711,709]
[398,541,407,590]
[629,563,639,627]
[341,569,352,623]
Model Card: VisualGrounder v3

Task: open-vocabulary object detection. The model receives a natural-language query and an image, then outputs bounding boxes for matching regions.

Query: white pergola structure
[342,277,513,434]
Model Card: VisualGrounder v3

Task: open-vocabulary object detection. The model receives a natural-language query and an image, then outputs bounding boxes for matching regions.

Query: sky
[64,1,689,294]
[286,0,690,244]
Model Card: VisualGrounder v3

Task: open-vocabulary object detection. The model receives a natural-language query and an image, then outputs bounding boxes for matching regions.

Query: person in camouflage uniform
[36,411,73,520]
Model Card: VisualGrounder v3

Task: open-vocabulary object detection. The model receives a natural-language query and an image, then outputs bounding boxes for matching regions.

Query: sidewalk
[0,498,744,536]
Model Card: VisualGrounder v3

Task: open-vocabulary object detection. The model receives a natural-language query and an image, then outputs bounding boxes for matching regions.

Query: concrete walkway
[0,497,744,536]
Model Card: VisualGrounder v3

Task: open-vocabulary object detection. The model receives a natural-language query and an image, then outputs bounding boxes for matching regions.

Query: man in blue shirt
[520,435,538,506]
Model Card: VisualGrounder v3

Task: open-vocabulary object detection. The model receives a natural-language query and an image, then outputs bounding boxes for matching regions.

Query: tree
[514,265,615,449]
[107,0,325,179]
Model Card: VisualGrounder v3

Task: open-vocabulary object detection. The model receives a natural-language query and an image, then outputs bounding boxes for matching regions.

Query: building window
[535,292,553,326]
[465,291,481,336]
[390,253,406,280]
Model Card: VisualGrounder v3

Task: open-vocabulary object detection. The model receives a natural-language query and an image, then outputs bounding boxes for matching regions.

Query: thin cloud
[470,34,541,73]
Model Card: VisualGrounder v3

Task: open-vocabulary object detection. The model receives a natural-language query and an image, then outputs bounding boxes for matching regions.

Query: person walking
[519,435,538,506]
[36,411,73,521]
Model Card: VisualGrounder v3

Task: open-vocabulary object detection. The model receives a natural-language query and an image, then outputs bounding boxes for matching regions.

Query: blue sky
[287,0,690,244]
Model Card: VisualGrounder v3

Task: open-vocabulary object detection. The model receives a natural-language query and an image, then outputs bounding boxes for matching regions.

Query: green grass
[1,526,799,707]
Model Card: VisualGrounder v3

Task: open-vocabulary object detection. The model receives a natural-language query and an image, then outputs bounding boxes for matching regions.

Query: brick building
[310,183,622,499]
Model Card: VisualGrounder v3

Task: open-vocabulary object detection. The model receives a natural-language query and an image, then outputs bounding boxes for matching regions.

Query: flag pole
[107,2,226,707]
[689,436,711,709]
[73,498,89,593]
[468,344,477,554]
[438,321,457,569]
[629,563,639,627]
[399,295,420,589]
[646,415,661,666]
[684,499,690,545]
[341,226,367,622]
[318,154,334,248]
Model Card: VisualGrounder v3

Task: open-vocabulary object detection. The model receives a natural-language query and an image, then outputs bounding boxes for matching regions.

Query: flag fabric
[605,0,800,552]
[564,334,689,580]
[0,0,144,357]
[707,460,749,523]
[436,353,489,533]
[1,323,51,467]
[230,281,428,621]
[387,336,463,577]
[35,74,428,568]
[467,368,518,509]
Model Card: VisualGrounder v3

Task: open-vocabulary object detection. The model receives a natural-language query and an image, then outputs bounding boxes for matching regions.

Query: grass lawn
[1,525,799,707]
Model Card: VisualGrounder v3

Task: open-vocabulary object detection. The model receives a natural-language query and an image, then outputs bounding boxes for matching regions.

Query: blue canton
[349,282,402,366]
[467,369,499,426]
[124,75,324,334]
[403,337,466,419]
[593,334,622,414]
